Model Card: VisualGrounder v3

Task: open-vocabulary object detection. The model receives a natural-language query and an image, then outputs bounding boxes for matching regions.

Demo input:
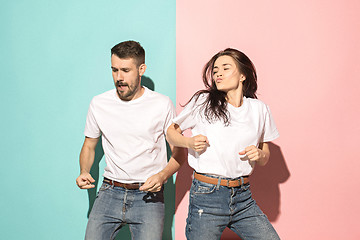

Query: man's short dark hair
[111,41,145,66]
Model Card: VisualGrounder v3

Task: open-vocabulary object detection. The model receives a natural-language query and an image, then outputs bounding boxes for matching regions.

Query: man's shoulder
[145,87,172,103]
[94,89,115,99]
[91,89,115,103]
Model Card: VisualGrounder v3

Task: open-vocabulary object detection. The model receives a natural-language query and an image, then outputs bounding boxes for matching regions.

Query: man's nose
[116,71,123,80]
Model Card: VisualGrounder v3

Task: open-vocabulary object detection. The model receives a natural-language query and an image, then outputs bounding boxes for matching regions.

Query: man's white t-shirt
[84,87,176,183]
[172,93,279,178]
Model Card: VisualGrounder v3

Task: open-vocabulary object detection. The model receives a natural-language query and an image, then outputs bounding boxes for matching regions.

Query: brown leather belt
[194,172,249,187]
[103,178,141,190]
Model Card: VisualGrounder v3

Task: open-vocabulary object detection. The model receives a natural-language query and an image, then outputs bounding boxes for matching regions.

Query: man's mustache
[116,81,128,87]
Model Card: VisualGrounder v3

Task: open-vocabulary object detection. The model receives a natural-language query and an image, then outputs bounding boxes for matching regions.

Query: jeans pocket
[192,179,217,194]
[241,183,251,191]
[98,183,112,192]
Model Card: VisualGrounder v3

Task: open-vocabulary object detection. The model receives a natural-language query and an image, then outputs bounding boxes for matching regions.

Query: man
[76,40,185,240]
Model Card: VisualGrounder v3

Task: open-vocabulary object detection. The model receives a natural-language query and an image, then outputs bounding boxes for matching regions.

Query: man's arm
[76,137,99,189]
[139,125,187,192]
[139,145,187,192]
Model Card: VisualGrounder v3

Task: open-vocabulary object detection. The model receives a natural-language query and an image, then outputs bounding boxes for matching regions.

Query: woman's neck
[226,88,243,107]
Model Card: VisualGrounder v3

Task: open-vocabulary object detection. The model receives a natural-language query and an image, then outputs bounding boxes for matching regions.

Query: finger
[78,175,95,185]
[195,146,206,152]
[80,184,96,189]
[239,150,246,155]
[195,143,207,148]
[246,149,257,156]
[88,175,95,183]
[144,183,158,192]
[197,135,208,142]
[76,179,95,187]
[247,153,259,161]
[202,136,210,145]
[194,140,206,146]
[247,154,256,161]
[77,179,95,188]
[150,187,162,192]
[149,185,162,192]
[245,145,256,152]
[77,179,88,187]
[139,181,154,191]
[139,183,150,191]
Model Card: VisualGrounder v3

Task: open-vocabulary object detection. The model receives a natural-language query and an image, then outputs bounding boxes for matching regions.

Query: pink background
[175,0,360,239]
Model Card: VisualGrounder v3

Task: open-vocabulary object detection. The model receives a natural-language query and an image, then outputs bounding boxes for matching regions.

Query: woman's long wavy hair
[188,48,258,126]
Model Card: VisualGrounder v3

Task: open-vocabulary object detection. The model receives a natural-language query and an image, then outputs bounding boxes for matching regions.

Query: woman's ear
[240,74,246,82]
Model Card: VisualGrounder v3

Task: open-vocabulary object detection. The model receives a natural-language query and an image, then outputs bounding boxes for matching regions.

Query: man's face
[111,54,146,101]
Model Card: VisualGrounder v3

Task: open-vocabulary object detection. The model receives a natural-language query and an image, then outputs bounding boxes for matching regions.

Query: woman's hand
[188,134,210,153]
[239,144,270,166]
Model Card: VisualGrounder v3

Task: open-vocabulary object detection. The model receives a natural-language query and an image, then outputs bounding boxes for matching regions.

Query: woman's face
[213,55,245,93]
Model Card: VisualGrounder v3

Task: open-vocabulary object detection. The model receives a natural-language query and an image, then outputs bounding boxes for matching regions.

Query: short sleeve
[84,99,101,138]
[163,98,177,134]
[172,94,204,131]
[262,105,280,142]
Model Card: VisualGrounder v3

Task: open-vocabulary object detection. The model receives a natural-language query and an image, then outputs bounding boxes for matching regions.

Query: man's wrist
[157,171,169,182]
[80,169,90,174]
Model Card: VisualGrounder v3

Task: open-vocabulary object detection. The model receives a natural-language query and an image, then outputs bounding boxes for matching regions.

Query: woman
[167,48,280,240]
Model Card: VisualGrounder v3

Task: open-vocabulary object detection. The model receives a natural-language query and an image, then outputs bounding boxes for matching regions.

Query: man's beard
[115,78,140,101]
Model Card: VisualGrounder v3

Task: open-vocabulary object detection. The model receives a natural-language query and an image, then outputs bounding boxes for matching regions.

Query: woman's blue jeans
[85,182,164,240]
[185,176,280,240]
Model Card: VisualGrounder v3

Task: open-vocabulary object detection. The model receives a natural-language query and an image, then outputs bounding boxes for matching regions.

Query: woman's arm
[166,123,209,153]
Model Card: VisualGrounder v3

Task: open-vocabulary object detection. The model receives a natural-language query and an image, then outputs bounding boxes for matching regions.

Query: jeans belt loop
[237,178,242,186]
[216,177,221,190]
[226,179,230,187]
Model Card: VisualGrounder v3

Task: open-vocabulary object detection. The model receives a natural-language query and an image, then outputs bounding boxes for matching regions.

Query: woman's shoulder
[188,91,209,106]
[245,97,269,111]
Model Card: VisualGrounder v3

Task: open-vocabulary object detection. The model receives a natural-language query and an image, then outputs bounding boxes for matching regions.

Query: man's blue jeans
[185,176,280,240]
[85,182,164,240]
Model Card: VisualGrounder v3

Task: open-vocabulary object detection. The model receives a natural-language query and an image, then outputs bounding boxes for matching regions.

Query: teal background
[0,0,176,239]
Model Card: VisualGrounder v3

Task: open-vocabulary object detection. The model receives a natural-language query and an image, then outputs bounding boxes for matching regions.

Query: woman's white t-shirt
[172,93,279,178]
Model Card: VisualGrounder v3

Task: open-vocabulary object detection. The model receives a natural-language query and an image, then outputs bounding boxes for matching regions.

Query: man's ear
[139,64,147,76]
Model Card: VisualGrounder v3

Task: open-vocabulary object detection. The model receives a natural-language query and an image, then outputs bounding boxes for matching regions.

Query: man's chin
[117,91,132,101]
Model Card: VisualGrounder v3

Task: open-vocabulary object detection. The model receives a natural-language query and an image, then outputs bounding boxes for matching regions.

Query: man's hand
[139,172,166,192]
[188,134,210,153]
[239,145,265,163]
[76,172,95,189]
